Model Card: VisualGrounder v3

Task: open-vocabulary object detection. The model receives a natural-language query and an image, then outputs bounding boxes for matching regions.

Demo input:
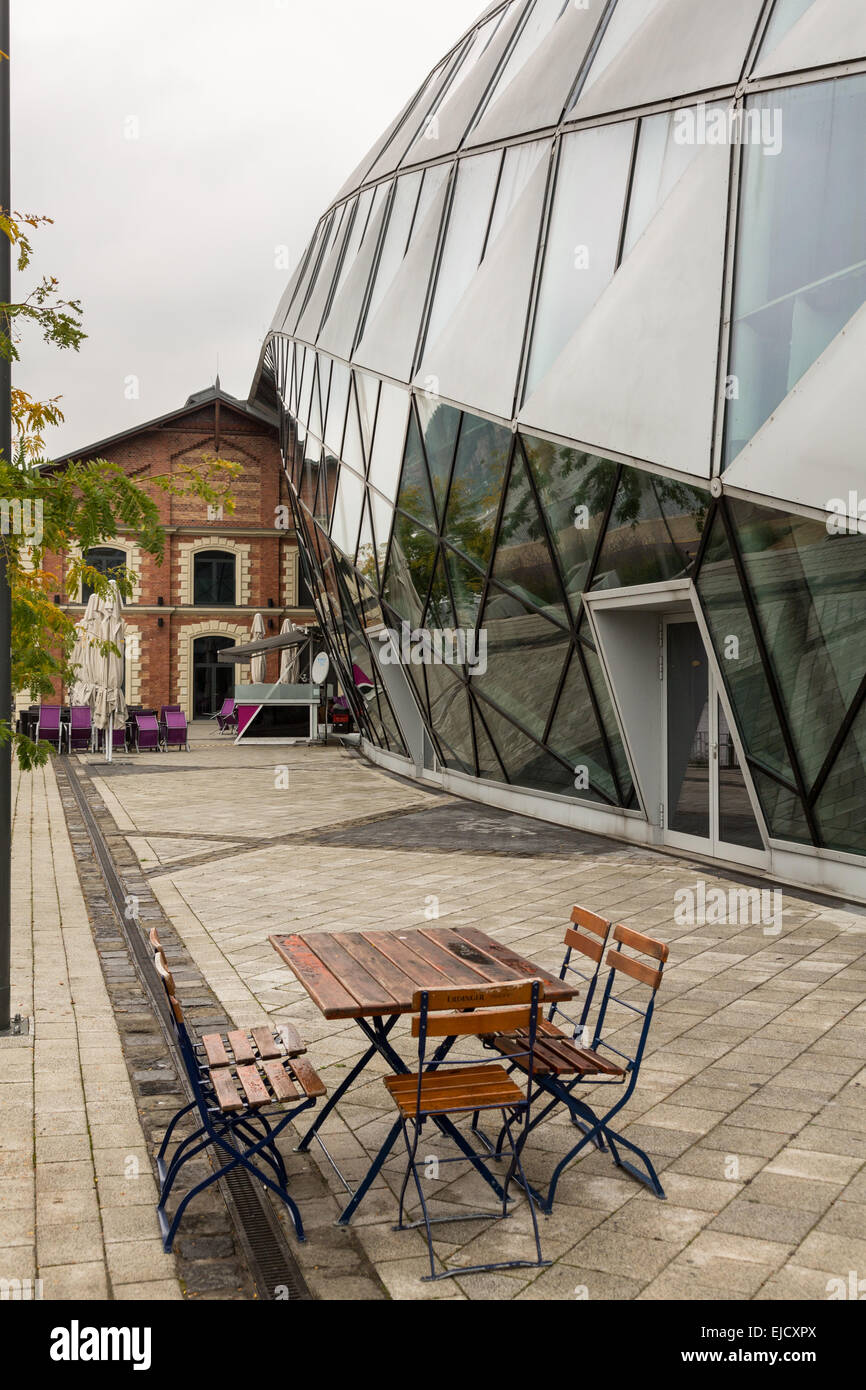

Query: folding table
[269,926,578,1224]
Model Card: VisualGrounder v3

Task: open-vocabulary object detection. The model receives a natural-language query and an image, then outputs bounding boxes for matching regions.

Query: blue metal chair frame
[296,1012,510,1226]
[391,980,549,1282]
[497,927,669,1213]
[152,953,318,1253]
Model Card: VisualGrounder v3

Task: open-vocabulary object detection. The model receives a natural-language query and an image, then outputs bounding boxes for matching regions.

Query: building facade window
[82,547,127,602]
[194,550,236,606]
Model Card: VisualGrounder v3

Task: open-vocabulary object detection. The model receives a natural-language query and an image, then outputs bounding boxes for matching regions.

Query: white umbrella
[250,613,267,685]
[92,583,127,763]
[69,593,101,709]
[278,619,305,685]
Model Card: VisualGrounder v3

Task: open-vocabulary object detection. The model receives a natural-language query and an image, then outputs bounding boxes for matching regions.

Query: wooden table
[269,925,578,1223]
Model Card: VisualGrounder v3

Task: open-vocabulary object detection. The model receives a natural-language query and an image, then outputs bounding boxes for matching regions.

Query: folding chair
[214,697,237,733]
[36,704,63,752]
[480,904,612,1150]
[162,710,189,751]
[503,926,669,1212]
[150,933,327,1253]
[134,713,161,752]
[67,705,93,753]
[384,980,549,1282]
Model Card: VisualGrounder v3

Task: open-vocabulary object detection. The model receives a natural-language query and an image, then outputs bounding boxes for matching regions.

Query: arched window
[194,550,236,606]
[83,547,127,603]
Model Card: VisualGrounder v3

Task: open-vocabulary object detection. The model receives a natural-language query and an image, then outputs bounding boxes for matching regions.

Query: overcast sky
[11,0,484,457]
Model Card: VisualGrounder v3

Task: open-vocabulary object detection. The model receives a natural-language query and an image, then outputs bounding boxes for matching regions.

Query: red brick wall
[42,395,314,715]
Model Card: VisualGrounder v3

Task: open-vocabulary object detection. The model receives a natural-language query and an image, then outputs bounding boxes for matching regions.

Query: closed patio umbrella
[69,593,101,709]
[249,613,267,685]
[278,620,306,685]
[92,583,127,763]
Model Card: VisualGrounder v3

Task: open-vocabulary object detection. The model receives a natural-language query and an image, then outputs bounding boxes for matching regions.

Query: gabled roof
[49,384,278,467]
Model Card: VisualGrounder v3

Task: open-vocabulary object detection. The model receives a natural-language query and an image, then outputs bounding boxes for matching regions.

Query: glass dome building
[251,0,866,900]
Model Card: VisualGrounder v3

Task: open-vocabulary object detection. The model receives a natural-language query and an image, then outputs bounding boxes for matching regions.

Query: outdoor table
[269,925,578,1225]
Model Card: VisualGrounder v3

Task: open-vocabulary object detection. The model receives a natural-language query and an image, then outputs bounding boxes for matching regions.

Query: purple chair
[68,706,92,753]
[37,704,63,752]
[135,713,161,752]
[215,698,237,734]
[163,710,189,752]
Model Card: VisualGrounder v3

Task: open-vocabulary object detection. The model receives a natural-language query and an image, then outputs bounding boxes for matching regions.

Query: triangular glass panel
[471,697,507,784]
[593,465,706,591]
[546,649,618,805]
[444,412,512,570]
[416,395,461,520]
[522,433,617,620]
[324,358,351,457]
[579,624,635,806]
[369,489,395,586]
[382,512,437,627]
[354,371,380,463]
[424,552,458,633]
[696,509,798,789]
[394,407,438,530]
[444,546,486,633]
[474,585,571,745]
[492,442,568,626]
[341,382,367,477]
[356,494,379,591]
[308,358,324,441]
[473,696,574,797]
[330,464,365,560]
[813,698,866,854]
[426,662,476,776]
[750,767,813,847]
[728,497,866,791]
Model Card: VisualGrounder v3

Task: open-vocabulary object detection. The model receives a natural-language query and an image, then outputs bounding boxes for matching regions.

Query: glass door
[663,616,766,866]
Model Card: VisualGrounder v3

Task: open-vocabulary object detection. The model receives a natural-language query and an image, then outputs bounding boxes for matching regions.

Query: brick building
[45,384,314,719]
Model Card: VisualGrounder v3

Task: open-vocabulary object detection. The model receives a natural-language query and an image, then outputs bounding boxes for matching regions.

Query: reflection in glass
[666,622,711,839]
[814,701,866,853]
[492,445,567,625]
[593,470,708,590]
[395,409,437,529]
[522,435,617,619]
[382,513,437,627]
[729,498,866,788]
[416,396,461,518]
[445,413,512,570]
[330,465,365,558]
[725,77,866,465]
[717,700,765,849]
[475,587,569,744]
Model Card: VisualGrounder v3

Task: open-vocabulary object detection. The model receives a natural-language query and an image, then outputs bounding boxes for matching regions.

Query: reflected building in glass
[250,0,866,900]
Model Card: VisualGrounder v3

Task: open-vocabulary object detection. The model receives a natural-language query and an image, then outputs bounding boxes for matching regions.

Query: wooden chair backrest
[410,980,544,1038]
[153,949,184,1025]
[605,925,669,993]
[564,904,612,965]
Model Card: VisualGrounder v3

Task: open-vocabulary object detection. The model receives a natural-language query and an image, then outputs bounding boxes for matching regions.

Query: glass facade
[256,0,866,874]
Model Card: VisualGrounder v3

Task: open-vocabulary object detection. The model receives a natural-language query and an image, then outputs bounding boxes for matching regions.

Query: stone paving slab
[80,729,866,1301]
[2,763,184,1303]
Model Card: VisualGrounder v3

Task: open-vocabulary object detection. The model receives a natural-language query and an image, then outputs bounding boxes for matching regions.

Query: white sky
[11,0,484,456]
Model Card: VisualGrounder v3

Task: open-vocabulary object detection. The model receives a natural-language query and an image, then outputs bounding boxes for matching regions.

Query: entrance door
[663,616,766,866]
[193,636,235,718]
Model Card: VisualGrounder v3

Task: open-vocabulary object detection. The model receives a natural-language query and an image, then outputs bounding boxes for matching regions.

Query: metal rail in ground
[58,761,312,1302]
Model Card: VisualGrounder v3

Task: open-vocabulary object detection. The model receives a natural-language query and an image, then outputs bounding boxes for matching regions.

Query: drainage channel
[59,762,312,1303]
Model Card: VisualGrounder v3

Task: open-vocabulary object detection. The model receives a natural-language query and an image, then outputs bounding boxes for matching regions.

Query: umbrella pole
[106,713,113,764]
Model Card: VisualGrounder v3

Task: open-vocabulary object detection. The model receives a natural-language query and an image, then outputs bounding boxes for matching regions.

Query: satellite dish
[312,653,330,685]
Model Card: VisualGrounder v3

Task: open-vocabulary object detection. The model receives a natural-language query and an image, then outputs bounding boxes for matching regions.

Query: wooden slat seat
[491,1027,626,1080]
[384,1063,525,1117]
[207,1052,327,1113]
[201,1024,307,1073]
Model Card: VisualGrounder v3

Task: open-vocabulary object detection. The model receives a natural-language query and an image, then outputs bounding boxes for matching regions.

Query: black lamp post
[0,0,13,1034]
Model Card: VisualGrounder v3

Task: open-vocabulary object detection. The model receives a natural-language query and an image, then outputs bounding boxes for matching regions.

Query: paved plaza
[23,722,862,1302]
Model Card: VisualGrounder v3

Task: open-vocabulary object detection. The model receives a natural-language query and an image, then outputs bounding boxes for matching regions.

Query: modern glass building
[250,0,866,900]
